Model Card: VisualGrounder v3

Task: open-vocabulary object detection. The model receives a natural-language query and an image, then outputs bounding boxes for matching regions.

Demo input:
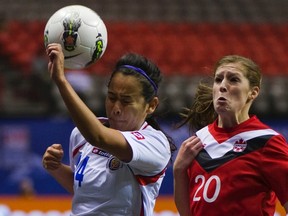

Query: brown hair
[180,55,262,133]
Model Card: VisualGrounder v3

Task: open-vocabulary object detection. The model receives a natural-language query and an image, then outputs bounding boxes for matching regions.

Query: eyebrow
[107,91,135,98]
[215,70,243,76]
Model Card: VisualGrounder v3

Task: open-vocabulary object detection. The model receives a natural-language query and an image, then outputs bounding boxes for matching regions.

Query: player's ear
[147,97,159,114]
[249,86,259,100]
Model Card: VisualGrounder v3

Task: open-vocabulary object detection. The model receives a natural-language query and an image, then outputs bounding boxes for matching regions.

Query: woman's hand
[42,143,64,171]
[173,136,203,216]
[173,135,203,172]
[46,43,66,83]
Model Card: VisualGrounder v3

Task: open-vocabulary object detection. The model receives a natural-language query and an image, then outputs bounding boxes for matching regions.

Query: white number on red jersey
[193,175,221,203]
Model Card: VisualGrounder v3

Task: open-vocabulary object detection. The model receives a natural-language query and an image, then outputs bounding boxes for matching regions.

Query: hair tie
[120,65,158,93]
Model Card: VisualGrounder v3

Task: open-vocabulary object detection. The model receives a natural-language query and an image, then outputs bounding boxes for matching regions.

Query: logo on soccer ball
[85,33,105,67]
[62,14,82,51]
[44,31,49,47]
[92,33,104,61]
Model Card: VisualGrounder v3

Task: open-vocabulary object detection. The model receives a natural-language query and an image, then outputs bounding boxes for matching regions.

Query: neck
[218,113,250,128]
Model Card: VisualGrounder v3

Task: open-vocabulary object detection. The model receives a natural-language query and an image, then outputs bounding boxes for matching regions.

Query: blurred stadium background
[0,0,288,215]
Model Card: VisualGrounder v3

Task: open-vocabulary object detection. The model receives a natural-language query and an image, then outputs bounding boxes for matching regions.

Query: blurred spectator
[0,125,44,194]
[19,177,35,198]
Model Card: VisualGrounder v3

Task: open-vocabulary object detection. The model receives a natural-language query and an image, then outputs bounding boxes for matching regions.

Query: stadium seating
[1,21,288,76]
[0,0,288,117]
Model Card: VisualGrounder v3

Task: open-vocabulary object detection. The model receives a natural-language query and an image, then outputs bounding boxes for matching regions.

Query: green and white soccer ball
[44,5,108,69]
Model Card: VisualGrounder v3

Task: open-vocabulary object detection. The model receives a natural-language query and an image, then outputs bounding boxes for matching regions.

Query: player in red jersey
[173,55,288,216]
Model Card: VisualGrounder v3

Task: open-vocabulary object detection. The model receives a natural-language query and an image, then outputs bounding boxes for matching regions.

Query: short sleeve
[121,129,171,176]
[69,127,86,172]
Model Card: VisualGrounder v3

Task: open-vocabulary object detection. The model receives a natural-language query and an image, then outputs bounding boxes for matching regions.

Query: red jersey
[188,115,288,215]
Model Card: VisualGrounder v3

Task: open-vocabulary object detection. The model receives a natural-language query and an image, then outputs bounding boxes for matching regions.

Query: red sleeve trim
[134,167,167,186]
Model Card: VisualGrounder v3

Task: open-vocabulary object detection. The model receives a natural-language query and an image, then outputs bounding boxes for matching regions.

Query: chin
[110,123,121,130]
[111,123,127,131]
[216,107,230,115]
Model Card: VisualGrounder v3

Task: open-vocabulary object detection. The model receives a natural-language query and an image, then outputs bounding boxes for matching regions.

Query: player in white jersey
[173,55,288,215]
[42,43,176,216]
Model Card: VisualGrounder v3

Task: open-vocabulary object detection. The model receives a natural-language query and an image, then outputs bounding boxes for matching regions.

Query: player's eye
[121,99,132,105]
[214,77,222,83]
[230,77,240,83]
[107,95,117,102]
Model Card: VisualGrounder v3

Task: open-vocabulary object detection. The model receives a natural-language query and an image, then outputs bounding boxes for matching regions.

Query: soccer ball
[44,5,108,69]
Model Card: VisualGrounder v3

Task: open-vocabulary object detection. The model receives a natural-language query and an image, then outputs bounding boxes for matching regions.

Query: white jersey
[68,118,171,216]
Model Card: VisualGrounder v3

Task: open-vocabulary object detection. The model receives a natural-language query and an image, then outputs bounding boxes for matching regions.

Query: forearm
[55,78,104,144]
[55,79,131,161]
[173,169,190,216]
[47,163,74,194]
[47,43,108,147]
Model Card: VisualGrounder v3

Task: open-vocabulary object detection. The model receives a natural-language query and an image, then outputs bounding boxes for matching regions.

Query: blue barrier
[0,117,287,195]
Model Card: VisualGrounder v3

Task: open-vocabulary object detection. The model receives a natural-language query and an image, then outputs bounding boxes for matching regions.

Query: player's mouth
[110,118,126,124]
[217,97,227,103]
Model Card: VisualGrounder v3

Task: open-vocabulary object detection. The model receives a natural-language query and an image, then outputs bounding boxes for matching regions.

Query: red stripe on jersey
[134,167,167,186]
[209,115,271,143]
[142,122,149,130]
[72,143,85,157]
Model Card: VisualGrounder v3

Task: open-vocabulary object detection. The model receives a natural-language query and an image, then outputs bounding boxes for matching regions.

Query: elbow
[80,128,105,148]
[85,136,104,149]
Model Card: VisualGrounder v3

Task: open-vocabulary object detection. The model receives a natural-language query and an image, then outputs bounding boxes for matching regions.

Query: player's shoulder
[140,123,167,139]
[122,123,168,145]
[71,126,81,137]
